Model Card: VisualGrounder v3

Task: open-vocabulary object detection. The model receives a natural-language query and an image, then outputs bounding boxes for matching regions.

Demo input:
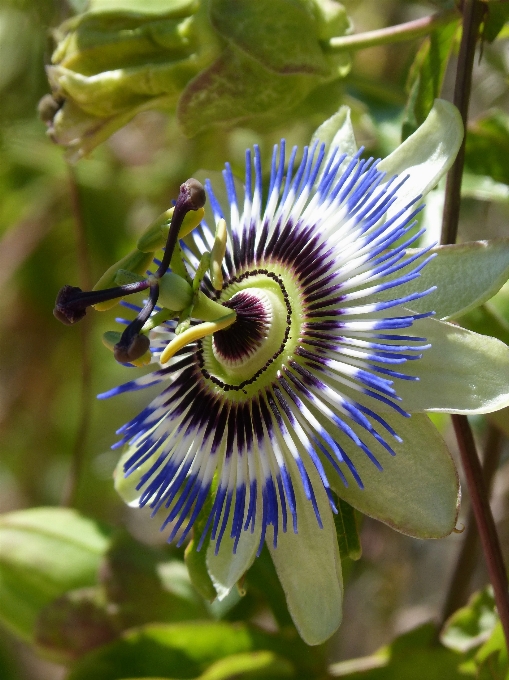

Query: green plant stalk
[329,8,459,52]
[61,165,93,508]
[440,0,509,649]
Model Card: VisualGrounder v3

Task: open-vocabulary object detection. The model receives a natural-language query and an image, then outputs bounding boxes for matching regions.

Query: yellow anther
[159,311,236,365]
[210,218,227,291]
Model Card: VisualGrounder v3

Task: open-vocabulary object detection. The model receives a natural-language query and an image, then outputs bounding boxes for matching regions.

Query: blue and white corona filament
[99,138,437,556]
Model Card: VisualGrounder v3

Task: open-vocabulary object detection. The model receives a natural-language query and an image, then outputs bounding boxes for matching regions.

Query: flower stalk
[329,8,459,52]
[439,0,509,647]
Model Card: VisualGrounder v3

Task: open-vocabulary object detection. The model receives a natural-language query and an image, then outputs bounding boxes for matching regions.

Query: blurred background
[1,0,509,678]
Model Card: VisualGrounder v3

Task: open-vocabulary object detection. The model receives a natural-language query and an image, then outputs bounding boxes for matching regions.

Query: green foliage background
[1,0,509,678]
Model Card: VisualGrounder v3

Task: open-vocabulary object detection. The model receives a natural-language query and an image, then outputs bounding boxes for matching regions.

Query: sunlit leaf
[329,624,464,679]
[35,587,118,663]
[68,621,301,680]
[441,586,497,653]
[0,508,110,642]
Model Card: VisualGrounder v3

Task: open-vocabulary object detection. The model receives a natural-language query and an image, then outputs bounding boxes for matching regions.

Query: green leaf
[482,1,509,42]
[198,651,294,679]
[209,0,330,76]
[475,621,508,680]
[462,173,509,202]
[402,20,459,140]
[100,532,207,628]
[465,111,509,185]
[67,621,297,680]
[375,240,509,320]
[34,587,119,663]
[329,623,465,679]
[0,508,110,642]
[441,586,497,653]
[333,497,361,561]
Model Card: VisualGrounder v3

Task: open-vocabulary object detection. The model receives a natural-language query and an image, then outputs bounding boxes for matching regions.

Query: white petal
[395,317,509,414]
[206,519,261,601]
[312,105,358,166]
[268,459,343,646]
[377,99,463,216]
[375,240,509,320]
[324,413,460,539]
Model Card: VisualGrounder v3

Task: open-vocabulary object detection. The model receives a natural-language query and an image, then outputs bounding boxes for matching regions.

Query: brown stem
[439,0,509,647]
[440,0,485,246]
[440,425,503,625]
[451,417,509,639]
[61,166,93,507]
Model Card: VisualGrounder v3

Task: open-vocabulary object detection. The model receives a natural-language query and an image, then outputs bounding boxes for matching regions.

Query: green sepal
[333,496,362,561]
[458,304,509,347]
[92,249,153,311]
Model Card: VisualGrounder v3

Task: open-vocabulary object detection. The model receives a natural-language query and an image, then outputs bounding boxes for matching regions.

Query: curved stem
[440,0,485,246]
[451,417,509,640]
[61,166,93,507]
[329,8,459,52]
[440,425,503,626]
[439,0,509,645]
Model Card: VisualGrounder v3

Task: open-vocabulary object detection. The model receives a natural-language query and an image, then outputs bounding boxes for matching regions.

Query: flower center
[212,290,271,367]
[199,271,297,393]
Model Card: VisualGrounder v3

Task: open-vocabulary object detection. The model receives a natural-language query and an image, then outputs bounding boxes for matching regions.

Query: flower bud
[41,0,352,155]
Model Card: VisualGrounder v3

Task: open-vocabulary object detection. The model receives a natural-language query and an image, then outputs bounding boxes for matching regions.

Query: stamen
[160,312,236,364]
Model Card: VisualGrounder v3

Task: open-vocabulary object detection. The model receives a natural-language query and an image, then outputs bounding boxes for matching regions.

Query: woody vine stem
[440,0,509,645]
